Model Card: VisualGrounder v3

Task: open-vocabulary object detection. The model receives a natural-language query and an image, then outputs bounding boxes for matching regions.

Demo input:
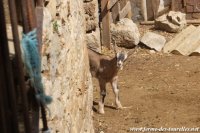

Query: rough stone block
[111,18,140,48]
[155,11,187,33]
[141,32,166,51]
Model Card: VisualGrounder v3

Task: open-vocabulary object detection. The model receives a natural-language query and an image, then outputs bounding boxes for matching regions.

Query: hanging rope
[21,28,52,105]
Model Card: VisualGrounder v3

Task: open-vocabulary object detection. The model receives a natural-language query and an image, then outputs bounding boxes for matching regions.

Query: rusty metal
[0,74,7,133]
[8,0,33,132]
[0,1,9,133]
[35,0,44,54]
[41,105,48,131]
[14,0,49,132]
[0,0,20,132]
[26,0,37,30]
[19,0,45,132]
[35,1,49,131]
[19,0,37,33]
[36,0,43,6]
[0,1,18,133]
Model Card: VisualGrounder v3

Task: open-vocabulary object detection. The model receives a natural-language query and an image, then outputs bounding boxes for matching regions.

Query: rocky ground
[93,25,200,133]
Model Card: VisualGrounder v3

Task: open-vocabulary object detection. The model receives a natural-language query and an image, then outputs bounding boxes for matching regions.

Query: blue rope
[21,29,52,105]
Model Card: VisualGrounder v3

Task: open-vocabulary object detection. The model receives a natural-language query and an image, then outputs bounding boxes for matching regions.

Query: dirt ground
[93,25,200,133]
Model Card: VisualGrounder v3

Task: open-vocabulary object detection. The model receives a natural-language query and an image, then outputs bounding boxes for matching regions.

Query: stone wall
[83,0,101,52]
[42,0,94,132]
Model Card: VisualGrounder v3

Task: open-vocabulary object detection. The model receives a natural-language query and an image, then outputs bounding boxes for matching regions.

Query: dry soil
[93,25,200,133]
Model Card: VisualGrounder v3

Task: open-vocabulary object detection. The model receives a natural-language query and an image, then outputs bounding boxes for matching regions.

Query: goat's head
[116,51,128,70]
[112,40,128,70]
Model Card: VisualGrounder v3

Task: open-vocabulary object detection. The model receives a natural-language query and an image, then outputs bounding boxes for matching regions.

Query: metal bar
[0,0,21,132]
[36,0,43,6]
[35,1,49,131]
[19,0,29,32]
[8,0,33,132]
[41,105,48,131]
[0,26,8,133]
[0,55,8,133]
[19,0,37,33]
[0,1,9,133]
[35,4,43,54]
[26,0,37,30]
[19,0,41,132]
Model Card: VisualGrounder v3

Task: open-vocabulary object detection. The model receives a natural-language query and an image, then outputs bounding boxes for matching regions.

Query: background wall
[131,0,171,21]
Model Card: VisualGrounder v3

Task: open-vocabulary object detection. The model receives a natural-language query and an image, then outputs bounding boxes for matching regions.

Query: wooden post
[141,0,147,21]
[101,0,111,49]
[171,0,175,11]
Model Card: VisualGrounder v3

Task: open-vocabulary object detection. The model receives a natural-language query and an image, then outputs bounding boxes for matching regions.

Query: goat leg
[98,80,106,114]
[111,77,122,109]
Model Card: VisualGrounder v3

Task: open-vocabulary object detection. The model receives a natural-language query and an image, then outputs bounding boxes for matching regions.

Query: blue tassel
[21,29,52,105]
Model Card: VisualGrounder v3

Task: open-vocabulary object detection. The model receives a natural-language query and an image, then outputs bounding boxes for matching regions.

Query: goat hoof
[116,102,123,109]
[98,110,105,114]
[98,102,105,114]
[98,107,105,114]
[116,106,123,110]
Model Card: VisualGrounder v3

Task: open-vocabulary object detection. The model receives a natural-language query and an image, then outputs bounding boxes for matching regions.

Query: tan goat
[88,47,128,114]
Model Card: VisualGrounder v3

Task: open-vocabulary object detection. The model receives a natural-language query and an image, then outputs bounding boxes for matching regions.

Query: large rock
[85,14,97,32]
[84,1,97,32]
[86,30,101,52]
[141,32,166,51]
[155,11,187,33]
[111,18,140,48]
[84,0,101,51]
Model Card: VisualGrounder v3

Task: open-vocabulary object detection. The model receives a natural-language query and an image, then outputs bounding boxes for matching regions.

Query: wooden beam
[140,21,154,25]
[126,0,132,19]
[187,20,200,25]
[140,20,200,25]
[119,1,131,19]
[111,1,120,23]
[107,0,118,10]
[101,0,111,49]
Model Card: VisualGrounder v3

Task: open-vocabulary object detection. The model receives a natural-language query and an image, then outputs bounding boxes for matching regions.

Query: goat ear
[117,52,120,58]
[125,52,128,59]
[113,40,119,54]
[124,51,128,59]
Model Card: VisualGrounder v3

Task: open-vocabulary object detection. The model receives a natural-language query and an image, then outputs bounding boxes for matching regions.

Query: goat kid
[88,48,128,114]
